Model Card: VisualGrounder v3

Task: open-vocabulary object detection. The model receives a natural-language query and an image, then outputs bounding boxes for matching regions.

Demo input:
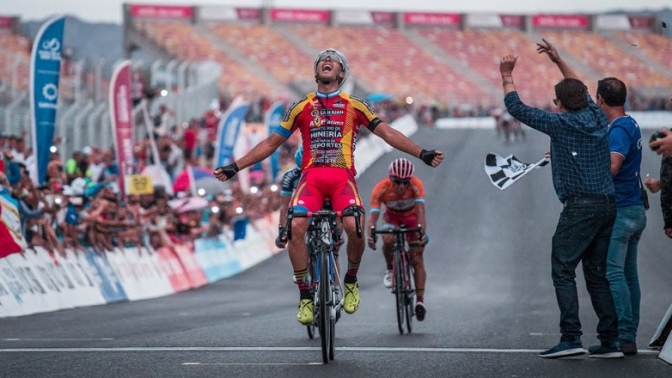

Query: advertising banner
[109,60,134,198]
[129,5,193,19]
[264,101,285,181]
[30,15,65,185]
[214,95,250,168]
[531,15,589,29]
[270,9,330,23]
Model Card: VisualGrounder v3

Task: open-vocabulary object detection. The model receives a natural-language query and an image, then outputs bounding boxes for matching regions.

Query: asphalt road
[1,126,671,378]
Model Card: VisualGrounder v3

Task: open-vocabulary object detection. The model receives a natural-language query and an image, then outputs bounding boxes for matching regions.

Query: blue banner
[85,249,128,303]
[214,96,250,168]
[264,101,285,181]
[30,16,65,185]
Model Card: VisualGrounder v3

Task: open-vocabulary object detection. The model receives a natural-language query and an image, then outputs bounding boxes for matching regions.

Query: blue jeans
[607,205,646,342]
[552,201,618,343]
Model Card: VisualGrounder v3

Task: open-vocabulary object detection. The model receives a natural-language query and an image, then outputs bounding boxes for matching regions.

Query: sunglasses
[390,177,411,185]
[317,51,343,65]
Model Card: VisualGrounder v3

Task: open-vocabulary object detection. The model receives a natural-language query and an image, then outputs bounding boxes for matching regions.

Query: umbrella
[168,196,209,213]
[367,92,394,103]
[173,166,225,195]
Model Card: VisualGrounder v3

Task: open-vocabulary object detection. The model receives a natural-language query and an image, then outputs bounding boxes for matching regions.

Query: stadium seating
[287,24,493,107]
[539,30,672,89]
[207,24,313,85]
[134,20,274,97]
[416,28,575,108]
[612,31,672,72]
[0,33,31,91]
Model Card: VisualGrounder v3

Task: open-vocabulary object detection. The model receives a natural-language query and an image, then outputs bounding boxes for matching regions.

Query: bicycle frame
[286,206,362,363]
[371,225,423,334]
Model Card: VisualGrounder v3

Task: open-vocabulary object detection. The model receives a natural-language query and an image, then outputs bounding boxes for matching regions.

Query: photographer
[645,157,672,238]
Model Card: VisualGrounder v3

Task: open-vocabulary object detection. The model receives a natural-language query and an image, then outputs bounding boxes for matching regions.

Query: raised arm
[215,133,287,181]
[536,38,580,81]
[372,123,444,167]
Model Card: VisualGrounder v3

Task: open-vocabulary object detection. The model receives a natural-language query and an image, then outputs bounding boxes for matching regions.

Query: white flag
[484,152,549,190]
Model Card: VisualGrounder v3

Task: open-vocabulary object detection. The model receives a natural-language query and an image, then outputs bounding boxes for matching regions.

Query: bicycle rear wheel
[404,252,415,334]
[394,251,405,335]
[319,250,331,363]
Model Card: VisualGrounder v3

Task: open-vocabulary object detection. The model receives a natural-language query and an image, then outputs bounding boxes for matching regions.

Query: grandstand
[1,6,672,155]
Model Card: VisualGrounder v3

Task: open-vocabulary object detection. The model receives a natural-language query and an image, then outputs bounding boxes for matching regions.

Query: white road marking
[3,338,114,341]
[181,362,322,366]
[0,346,658,355]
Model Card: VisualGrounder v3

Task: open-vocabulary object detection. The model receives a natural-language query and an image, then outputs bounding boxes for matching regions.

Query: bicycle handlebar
[285,206,364,240]
[370,225,424,245]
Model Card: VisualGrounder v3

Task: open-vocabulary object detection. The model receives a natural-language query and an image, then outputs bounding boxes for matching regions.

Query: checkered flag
[484,152,550,190]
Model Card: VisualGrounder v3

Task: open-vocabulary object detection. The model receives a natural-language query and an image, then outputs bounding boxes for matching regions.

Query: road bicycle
[286,205,362,363]
[370,225,423,334]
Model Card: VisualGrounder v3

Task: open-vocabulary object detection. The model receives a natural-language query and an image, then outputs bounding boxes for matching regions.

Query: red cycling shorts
[291,167,363,212]
[383,211,420,243]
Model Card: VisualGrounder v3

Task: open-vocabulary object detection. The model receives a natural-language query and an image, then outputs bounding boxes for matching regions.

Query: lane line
[0,346,659,355]
[3,338,115,341]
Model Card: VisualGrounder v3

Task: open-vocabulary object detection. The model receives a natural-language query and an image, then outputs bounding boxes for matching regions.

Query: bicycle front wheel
[404,251,415,334]
[394,250,405,335]
[319,250,332,363]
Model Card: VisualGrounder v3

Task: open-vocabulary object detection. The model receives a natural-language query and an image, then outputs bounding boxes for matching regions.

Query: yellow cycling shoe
[343,282,360,314]
[297,299,314,325]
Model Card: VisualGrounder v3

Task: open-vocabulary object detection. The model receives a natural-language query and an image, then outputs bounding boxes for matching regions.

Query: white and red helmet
[388,158,415,180]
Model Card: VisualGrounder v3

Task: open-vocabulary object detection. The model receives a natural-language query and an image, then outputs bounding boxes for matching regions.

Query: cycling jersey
[280,167,302,197]
[370,176,425,217]
[275,89,381,176]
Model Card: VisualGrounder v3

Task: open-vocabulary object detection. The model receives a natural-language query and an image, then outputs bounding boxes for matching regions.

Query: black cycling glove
[215,162,240,180]
[419,149,440,166]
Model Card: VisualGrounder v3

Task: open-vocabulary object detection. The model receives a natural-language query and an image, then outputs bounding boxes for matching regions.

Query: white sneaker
[383,270,392,288]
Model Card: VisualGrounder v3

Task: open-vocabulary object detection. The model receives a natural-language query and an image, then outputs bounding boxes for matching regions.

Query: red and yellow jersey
[275,90,381,175]
[370,176,425,216]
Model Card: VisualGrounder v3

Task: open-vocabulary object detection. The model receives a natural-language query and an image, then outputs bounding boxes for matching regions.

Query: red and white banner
[270,9,330,23]
[403,12,461,26]
[129,4,193,19]
[109,60,134,198]
[531,15,589,29]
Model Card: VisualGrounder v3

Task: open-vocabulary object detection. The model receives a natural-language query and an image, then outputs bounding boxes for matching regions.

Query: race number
[126,175,154,195]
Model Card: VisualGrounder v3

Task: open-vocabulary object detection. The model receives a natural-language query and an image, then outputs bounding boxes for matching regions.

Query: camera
[650,130,667,151]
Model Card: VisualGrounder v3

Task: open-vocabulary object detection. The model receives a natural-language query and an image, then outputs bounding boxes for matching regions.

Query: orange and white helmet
[388,158,415,180]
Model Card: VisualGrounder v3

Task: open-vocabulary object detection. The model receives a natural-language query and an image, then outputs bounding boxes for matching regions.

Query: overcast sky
[4,0,672,24]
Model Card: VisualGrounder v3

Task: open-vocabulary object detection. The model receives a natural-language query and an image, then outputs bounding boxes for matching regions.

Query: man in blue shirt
[499,39,622,359]
[596,77,646,355]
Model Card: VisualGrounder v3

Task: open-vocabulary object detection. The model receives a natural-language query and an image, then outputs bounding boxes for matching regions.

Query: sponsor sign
[109,60,134,198]
[214,95,250,168]
[129,5,193,19]
[30,16,64,185]
[403,12,460,26]
[531,15,589,29]
[127,174,154,195]
[270,9,330,23]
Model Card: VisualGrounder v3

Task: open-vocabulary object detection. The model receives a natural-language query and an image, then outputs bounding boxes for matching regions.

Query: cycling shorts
[291,167,363,213]
[383,211,421,243]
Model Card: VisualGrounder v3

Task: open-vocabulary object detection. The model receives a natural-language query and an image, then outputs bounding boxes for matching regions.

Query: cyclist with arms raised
[215,48,444,325]
[367,158,429,321]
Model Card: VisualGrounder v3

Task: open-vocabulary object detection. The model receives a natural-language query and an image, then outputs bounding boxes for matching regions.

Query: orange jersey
[276,90,381,175]
[370,176,425,216]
